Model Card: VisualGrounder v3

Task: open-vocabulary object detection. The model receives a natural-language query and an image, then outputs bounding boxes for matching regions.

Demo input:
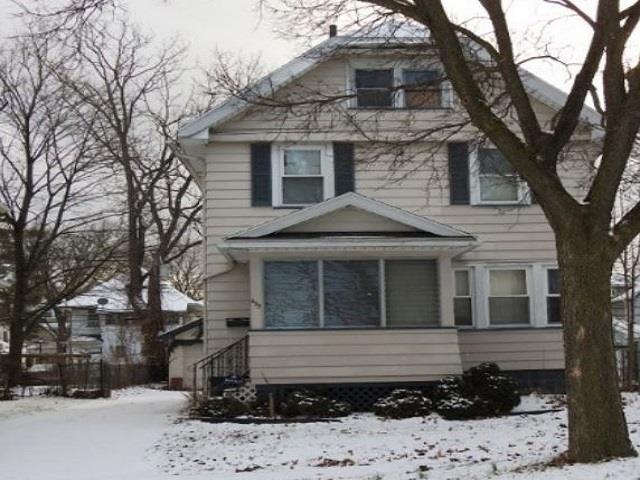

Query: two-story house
[178,28,598,401]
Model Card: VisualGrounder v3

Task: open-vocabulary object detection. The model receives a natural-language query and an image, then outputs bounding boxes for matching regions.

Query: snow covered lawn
[153,393,640,480]
[1,389,639,480]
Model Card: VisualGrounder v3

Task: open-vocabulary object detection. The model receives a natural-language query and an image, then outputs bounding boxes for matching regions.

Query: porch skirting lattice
[254,369,566,411]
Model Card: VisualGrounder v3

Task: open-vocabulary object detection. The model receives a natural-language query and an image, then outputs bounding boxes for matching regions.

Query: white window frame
[347,59,453,110]
[545,267,561,325]
[453,268,474,327]
[486,266,533,328]
[271,144,334,207]
[470,146,531,206]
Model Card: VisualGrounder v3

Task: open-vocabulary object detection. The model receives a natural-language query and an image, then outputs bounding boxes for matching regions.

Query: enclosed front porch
[214,193,477,387]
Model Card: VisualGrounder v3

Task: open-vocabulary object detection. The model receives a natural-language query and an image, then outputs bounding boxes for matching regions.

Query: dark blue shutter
[250,143,272,206]
[448,142,470,205]
[333,142,355,195]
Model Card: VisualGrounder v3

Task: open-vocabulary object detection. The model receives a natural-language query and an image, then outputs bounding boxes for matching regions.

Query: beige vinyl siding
[201,53,594,357]
[458,328,565,371]
[202,140,576,354]
[285,207,417,232]
[249,328,463,384]
[213,57,592,143]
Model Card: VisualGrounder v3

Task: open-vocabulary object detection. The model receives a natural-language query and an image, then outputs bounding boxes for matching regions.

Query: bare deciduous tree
[169,245,203,302]
[0,29,122,393]
[61,16,202,364]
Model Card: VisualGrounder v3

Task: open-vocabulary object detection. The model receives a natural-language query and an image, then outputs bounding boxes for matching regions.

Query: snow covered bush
[462,362,520,415]
[434,394,479,420]
[190,396,248,418]
[372,389,432,419]
[280,391,352,418]
[429,376,465,405]
[430,363,520,420]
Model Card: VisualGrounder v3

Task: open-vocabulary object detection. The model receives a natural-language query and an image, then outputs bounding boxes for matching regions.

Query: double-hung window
[473,148,526,204]
[355,69,394,108]
[403,69,442,108]
[454,269,473,326]
[264,259,440,329]
[274,146,332,206]
[488,268,530,325]
[546,268,561,324]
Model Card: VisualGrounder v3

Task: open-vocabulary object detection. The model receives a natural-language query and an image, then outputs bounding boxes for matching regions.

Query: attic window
[403,70,441,108]
[355,69,394,108]
[351,63,451,110]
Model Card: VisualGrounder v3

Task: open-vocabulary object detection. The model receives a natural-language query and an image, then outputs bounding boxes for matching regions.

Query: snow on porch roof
[225,192,475,240]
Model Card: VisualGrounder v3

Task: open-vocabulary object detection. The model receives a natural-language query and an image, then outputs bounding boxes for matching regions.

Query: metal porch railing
[192,335,249,397]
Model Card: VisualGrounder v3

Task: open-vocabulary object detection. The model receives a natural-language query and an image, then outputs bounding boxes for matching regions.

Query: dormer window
[355,69,394,108]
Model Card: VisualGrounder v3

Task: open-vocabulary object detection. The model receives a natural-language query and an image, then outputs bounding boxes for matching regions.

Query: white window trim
[485,266,533,328]
[544,266,561,325]
[346,59,453,110]
[469,146,531,206]
[453,268,475,328]
[271,144,334,207]
[458,262,562,329]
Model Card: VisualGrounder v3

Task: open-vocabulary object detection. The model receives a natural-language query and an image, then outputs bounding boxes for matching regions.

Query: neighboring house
[611,274,640,325]
[42,275,203,363]
[178,28,598,399]
[159,318,203,390]
[611,278,640,381]
[0,268,12,348]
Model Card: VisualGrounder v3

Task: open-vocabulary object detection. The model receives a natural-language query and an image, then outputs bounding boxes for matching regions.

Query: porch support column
[249,254,264,329]
[438,255,455,327]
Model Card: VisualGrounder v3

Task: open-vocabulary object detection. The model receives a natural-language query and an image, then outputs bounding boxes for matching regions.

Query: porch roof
[219,193,477,261]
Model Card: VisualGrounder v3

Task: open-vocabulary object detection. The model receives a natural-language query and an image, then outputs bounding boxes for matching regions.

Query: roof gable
[226,192,473,239]
[178,35,601,139]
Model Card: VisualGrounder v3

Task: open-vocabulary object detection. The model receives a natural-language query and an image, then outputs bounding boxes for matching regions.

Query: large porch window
[264,261,319,328]
[264,259,440,328]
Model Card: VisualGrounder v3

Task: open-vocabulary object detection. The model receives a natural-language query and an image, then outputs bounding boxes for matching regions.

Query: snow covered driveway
[0,388,190,480]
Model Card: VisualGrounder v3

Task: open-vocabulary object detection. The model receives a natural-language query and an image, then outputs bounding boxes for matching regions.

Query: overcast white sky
[0,1,624,97]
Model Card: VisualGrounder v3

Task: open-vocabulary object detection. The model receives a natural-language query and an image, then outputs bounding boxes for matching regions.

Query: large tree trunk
[558,235,637,461]
[4,322,24,396]
[142,259,166,366]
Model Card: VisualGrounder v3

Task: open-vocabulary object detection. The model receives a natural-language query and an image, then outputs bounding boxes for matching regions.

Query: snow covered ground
[1,388,639,480]
[0,388,194,480]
